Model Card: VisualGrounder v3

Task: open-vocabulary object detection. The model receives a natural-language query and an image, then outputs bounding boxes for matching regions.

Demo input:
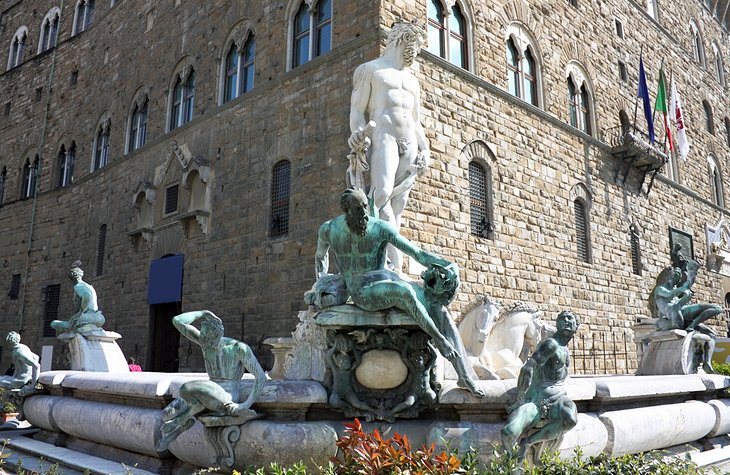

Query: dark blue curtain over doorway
[147,254,184,304]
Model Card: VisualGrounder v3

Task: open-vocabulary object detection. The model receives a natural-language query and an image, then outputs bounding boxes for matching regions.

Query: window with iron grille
[630,225,642,275]
[469,161,493,239]
[96,224,107,276]
[165,184,179,215]
[0,167,6,204]
[574,199,590,263]
[43,284,61,337]
[270,160,291,238]
[8,274,20,300]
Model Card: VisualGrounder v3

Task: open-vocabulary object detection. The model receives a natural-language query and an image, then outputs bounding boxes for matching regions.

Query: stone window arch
[690,19,706,67]
[565,62,594,136]
[426,0,473,71]
[21,154,39,199]
[72,0,95,35]
[0,167,6,205]
[462,141,496,239]
[287,0,332,69]
[270,160,291,238]
[92,114,111,171]
[703,100,714,134]
[168,61,195,131]
[630,223,642,275]
[126,88,149,153]
[712,41,725,87]
[221,23,256,104]
[646,0,659,20]
[96,224,107,276]
[505,24,542,107]
[708,154,724,207]
[570,183,592,263]
[7,26,28,70]
[38,8,61,54]
[57,141,76,187]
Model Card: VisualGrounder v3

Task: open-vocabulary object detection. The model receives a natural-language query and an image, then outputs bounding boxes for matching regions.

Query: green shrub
[0,388,18,414]
[232,420,713,474]
[713,362,730,376]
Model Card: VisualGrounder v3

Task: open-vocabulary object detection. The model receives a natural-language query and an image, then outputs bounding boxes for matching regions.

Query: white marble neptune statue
[348,20,430,273]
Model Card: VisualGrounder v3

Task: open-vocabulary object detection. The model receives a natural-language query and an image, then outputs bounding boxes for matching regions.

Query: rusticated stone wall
[0,0,728,374]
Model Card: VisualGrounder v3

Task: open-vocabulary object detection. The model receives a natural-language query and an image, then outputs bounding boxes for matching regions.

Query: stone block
[601,401,716,456]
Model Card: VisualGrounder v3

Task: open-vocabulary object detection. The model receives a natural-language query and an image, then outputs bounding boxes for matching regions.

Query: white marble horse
[458,298,554,380]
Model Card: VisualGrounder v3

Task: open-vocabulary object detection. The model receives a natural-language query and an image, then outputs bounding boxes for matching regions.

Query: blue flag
[637,55,655,144]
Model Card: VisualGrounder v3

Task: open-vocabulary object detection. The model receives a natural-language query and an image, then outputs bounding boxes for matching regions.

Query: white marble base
[22,371,730,472]
[58,330,129,372]
[636,329,710,375]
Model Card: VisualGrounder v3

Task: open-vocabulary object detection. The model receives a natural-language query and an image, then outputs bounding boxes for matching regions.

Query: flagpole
[633,46,643,131]
[659,61,667,151]
[663,67,672,152]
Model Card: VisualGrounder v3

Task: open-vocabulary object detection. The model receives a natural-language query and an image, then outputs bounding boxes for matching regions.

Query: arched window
[170,69,195,130]
[128,99,148,152]
[506,38,520,97]
[646,0,658,19]
[690,20,706,67]
[58,142,76,187]
[93,121,111,171]
[223,33,256,103]
[709,155,724,207]
[270,160,291,238]
[630,224,642,275]
[224,44,239,102]
[703,100,714,134]
[574,198,590,263]
[580,86,591,134]
[567,79,577,127]
[0,167,6,204]
[713,42,725,86]
[21,155,39,198]
[427,0,470,69]
[73,0,95,35]
[469,161,493,239]
[290,0,331,68]
[38,9,60,53]
[7,27,27,70]
[724,293,730,336]
[565,64,594,135]
[505,27,541,107]
[96,224,106,276]
[522,48,537,105]
[725,117,730,148]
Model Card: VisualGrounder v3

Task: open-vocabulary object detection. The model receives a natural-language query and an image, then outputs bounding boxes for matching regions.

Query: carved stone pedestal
[199,410,261,468]
[57,330,129,372]
[315,305,439,422]
[636,329,712,375]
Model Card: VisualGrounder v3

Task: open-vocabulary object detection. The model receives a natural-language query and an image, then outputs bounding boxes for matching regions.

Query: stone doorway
[148,301,181,372]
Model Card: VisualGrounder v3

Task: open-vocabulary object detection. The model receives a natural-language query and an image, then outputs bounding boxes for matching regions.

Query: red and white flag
[668,79,689,160]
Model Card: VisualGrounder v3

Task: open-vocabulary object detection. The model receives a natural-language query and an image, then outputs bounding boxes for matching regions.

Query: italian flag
[654,65,673,152]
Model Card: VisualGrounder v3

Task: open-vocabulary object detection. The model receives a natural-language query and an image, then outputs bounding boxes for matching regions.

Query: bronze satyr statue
[156,311,266,452]
[501,311,579,465]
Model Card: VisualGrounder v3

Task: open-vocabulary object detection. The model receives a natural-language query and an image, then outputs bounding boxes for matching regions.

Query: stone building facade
[1,0,729,373]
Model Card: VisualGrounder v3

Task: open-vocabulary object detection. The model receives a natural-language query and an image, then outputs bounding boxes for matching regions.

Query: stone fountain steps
[1,430,155,475]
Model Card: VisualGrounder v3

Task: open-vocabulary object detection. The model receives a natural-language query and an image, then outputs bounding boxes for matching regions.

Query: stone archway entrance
[147,253,184,372]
